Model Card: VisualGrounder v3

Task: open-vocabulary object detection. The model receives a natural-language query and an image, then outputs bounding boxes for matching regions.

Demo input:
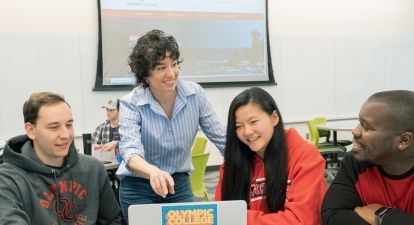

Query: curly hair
[128,30,182,88]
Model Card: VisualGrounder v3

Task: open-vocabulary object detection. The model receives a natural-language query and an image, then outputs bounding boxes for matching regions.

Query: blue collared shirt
[116,79,226,179]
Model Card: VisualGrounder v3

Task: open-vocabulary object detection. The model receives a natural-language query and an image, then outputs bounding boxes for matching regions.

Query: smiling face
[147,52,179,96]
[352,101,400,164]
[235,103,279,158]
[25,102,74,167]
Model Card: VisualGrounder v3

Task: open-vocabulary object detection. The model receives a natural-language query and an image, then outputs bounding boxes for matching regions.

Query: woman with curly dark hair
[116,30,226,222]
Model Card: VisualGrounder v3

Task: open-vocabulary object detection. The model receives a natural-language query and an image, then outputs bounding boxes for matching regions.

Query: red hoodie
[216,128,327,225]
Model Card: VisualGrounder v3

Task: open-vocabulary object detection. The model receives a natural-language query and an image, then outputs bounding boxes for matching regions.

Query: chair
[190,151,210,201]
[315,117,331,143]
[308,117,347,151]
[83,133,120,201]
[307,118,347,171]
[82,133,92,155]
[192,136,208,156]
[315,117,352,147]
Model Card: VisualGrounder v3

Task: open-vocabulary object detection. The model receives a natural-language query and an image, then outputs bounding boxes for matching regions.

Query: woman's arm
[127,155,175,198]
[118,96,175,197]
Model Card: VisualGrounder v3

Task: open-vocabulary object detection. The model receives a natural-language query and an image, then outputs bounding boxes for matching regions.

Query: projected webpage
[99,0,270,86]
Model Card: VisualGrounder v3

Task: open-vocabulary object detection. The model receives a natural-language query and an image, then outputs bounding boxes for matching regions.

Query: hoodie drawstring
[52,169,62,225]
[52,164,77,225]
[67,164,78,224]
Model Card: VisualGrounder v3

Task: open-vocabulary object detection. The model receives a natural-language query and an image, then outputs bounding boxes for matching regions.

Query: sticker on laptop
[162,203,217,225]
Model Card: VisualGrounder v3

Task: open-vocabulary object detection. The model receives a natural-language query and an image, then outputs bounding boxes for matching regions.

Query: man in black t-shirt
[322,90,414,225]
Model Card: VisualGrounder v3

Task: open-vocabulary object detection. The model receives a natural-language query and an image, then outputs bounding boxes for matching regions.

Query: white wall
[1,0,414,165]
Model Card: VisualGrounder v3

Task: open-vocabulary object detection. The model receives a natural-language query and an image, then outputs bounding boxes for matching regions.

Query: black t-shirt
[109,126,120,142]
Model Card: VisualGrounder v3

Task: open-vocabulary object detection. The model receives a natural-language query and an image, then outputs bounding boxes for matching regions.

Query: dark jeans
[119,173,193,223]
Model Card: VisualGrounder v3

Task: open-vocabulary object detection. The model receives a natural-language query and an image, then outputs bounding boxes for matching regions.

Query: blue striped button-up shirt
[116,79,226,179]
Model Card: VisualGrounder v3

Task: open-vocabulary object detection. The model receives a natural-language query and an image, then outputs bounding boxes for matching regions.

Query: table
[103,159,120,171]
[103,159,120,201]
[0,140,5,157]
[316,120,358,146]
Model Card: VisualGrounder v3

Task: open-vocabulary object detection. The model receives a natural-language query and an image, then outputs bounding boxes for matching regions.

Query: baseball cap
[102,98,118,110]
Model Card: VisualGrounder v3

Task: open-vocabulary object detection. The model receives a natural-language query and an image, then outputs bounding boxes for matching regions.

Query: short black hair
[367,90,414,133]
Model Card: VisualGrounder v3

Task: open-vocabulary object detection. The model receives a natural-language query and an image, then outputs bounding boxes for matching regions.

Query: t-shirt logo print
[250,178,292,202]
[250,178,266,202]
[39,179,89,223]
[54,198,76,221]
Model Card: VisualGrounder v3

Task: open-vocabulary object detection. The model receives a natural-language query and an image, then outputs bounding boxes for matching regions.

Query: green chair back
[314,117,331,142]
[190,151,210,201]
[307,118,322,146]
[313,116,352,146]
[192,136,208,156]
[307,117,346,150]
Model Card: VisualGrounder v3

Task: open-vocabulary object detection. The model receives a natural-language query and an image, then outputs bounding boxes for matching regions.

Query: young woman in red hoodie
[215,87,327,225]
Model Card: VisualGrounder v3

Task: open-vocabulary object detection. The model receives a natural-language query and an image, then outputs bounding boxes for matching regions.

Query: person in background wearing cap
[92,98,121,162]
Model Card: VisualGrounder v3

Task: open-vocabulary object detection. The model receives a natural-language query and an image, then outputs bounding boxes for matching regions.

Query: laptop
[128,200,247,225]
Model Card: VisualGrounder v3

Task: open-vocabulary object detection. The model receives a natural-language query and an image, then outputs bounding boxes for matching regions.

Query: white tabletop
[316,120,358,132]
[0,140,5,157]
[103,159,120,171]
[0,140,5,149]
